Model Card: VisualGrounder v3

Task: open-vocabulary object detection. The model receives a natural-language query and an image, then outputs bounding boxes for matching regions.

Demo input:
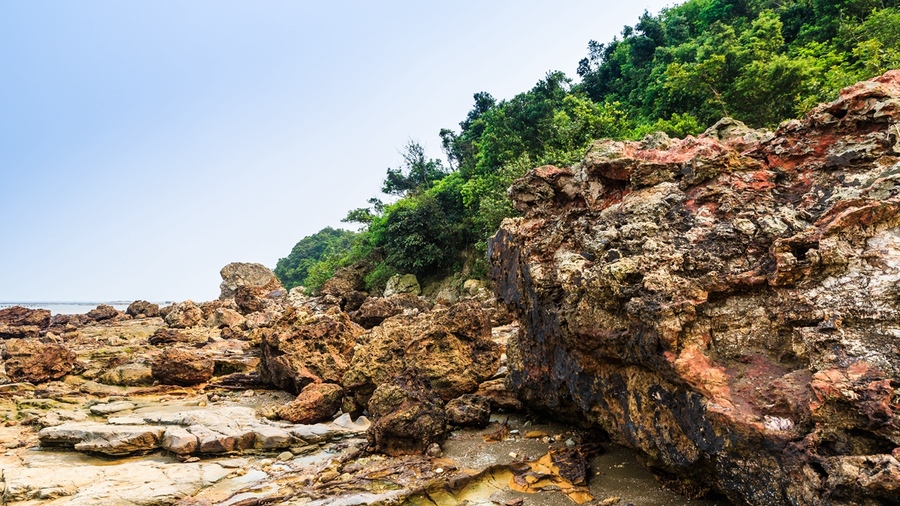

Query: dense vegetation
[276,0,900,294]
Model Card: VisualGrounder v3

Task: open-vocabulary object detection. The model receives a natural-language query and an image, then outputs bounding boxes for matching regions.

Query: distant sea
[0,301,172,315]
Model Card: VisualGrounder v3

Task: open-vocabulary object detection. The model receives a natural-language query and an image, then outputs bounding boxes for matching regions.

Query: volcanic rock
[206,307,246,329]
[126,300,160,318]
[343,300,501,406]
[278,382,344,424]
[151,348,214,386]
[445,394,491,427]
[351,293,433,329]
[0,324,41,339]
[0,306,51,329]
[87,304,119,321]
[164,300,204,328]
[366,376,447,456]
[219,262,284,299]
[256,306,364,393]
[1,338,77,383]
[489,71,900,505]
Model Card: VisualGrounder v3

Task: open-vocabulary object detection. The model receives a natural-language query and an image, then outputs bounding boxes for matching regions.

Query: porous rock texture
[489,71,900,505]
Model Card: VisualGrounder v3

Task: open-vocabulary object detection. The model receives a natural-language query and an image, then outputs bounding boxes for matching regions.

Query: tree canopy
[276,0,900,294]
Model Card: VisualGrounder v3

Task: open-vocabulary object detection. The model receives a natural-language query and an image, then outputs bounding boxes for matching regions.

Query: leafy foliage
[274,227,357,291]
[278,0,897,292]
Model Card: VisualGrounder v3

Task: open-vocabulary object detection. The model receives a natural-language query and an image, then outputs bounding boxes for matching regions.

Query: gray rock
[39,423,165,455]
[90,401,136,416]
[383,274,420,297]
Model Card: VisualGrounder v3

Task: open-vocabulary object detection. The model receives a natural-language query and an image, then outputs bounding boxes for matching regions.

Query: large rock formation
[489,71,900,505]
[219,262,285,302]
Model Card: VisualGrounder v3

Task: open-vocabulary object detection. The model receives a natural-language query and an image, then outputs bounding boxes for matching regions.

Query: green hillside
[277,0,900,294]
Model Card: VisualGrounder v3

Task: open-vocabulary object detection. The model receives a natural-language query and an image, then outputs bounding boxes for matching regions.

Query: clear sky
[1,0,672,302]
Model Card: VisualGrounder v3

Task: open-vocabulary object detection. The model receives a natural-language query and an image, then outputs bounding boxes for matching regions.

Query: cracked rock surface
[490,71,900,505]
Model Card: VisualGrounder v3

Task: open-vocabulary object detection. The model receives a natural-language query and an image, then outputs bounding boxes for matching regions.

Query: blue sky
[1,0,672,302]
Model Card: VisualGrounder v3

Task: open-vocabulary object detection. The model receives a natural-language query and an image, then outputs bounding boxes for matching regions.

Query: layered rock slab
[489,71,900,505]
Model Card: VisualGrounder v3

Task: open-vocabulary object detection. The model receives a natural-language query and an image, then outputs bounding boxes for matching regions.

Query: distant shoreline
[0,301,174,315]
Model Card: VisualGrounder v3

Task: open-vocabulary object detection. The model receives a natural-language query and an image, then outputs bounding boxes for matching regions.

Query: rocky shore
[2,263,710,506]
[490,71,900,504]
[4,73,900,506]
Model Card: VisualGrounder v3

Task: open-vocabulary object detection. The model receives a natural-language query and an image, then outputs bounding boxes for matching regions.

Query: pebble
[508,452,518,459]
[277,451,293,461]
[565,439,576,448]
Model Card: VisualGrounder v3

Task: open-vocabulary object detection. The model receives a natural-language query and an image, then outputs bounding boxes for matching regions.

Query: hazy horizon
[1,1,673,302]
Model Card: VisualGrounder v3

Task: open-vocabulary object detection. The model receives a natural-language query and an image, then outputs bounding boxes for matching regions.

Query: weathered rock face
[383,274,421,297]
[490,71,900,505]
[351,293,433,329]
[256,306,365,393]
[0,306,51,329]
[126,300,160,318]
[343,300,501,407]
[366,375,447,456]
[1,338,77,383]
[151,348,214,386]
[164,300,204,328]
[219,262,285,301]
[278,382,344,424]
[87,304,119,321]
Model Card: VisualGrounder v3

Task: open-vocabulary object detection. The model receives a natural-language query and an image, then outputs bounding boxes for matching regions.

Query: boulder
[164,300,204,328]
[343,300,501,407]
[0,324,41,339]
[278,382,344,424]
[148,328,189,345]
[444,394,491,427]
[488,71,900,505]
[87,304,119,321]
[351,293,433,329]
[0,306,51,329]
[219,262,285,300]
[366,376,447,456]
[206,307,245,329]
[256,306,365,393]
[151,348,214,386]
[383,274,420,297]
[1,338,77,383]
[125,300,159,318]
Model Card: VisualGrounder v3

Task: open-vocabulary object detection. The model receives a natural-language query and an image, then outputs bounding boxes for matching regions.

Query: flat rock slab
[1,459,232,506]
[90,401,136,415]
[39,405,370,456]
[40,423,165,455]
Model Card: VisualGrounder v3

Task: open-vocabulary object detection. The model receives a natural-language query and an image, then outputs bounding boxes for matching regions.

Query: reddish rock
[147,328,188,345]
[351,294,433,329]
[219,262,283,300]
[87,304,119,321]
[256,306,364,393]
[366,376,447,456]
[1,338,77,383]
[125,300,160,318]
[278,382,343,424]
[164,300,204,328]
[0,306,51,329]
[151,348,214,386]
[489,71,900,505]
[206,307,245,329]
[343,300,501,407]
[445,394,491,427]
[0,324,41,340]
[475,378,522,411]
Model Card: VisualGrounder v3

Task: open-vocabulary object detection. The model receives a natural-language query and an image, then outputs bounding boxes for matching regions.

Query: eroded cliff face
[490,71,900,505]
